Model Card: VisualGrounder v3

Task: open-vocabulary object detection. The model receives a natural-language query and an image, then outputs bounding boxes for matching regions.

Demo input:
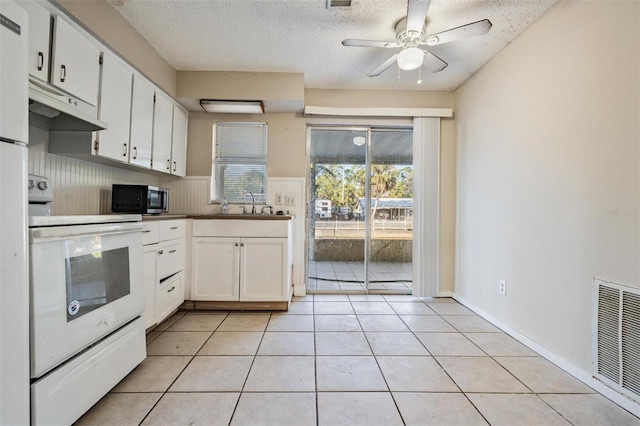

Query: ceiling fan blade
[367,54,398,77]
[342,39,400,48]
[422,49,448,72]
[406,0,431,34]
[424,19,492,46]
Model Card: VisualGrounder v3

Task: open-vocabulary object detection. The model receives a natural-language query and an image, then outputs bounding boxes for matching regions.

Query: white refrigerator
[0,1,30,424]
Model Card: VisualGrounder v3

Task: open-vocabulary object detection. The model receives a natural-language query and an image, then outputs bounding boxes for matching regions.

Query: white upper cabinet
[50,16,101,106]
[129,75,155,168]
[171,105,188,177]
[26,0,188,176]
[95,51,133,162]
[151,92,174,173]
[20,0,51,82]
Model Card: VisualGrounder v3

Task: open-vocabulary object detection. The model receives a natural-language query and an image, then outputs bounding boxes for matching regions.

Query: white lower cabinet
[192,238,240,301]
[240,238,290,301]
[157,272,183,320]
[142,219,186,329]
[143,243,158,329]
[191,219,293,302]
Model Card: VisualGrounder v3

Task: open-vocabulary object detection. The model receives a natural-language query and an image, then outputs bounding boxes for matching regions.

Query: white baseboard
[452,293,640,418]
[437,291,453,297]
[293,283,306,297]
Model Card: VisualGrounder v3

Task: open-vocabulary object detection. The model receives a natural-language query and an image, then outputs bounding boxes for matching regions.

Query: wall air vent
[594,278,640,404]
[327,0,352,8]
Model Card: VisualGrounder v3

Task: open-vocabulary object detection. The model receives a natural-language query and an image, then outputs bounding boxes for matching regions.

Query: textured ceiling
[108,0,558,91]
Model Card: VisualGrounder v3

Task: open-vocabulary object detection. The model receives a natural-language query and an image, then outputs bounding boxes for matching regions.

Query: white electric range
[28,175,147,425]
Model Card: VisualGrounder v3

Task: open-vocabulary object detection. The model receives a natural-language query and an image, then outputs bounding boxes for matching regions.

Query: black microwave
[111,185,169,214]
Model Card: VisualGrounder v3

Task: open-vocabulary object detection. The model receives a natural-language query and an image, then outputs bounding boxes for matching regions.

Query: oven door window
[65,247,131,321]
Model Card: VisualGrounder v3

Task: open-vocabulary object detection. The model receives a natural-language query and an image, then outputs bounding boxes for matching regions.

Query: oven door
[29,222,144,378]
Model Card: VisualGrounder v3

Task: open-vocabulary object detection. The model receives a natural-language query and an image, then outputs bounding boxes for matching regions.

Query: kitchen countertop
[141,214,294,221]
[189,214,294,221]
[141,214,188,221]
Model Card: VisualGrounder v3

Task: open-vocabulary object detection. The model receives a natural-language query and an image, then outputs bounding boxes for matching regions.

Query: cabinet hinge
[94,140,99,151]
[99,53,103,65]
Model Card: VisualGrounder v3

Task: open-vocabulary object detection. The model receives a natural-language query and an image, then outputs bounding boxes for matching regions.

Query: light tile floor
[308,261,412,293]
[76,296,640,426]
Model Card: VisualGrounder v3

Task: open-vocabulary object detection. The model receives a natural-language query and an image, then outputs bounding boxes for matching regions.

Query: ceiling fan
[342,0,492,78]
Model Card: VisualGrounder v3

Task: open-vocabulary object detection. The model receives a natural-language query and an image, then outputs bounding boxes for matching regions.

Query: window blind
[211,122,268,203]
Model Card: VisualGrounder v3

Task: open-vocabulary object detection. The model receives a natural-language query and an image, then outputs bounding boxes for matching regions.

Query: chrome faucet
[261,205,273,215]
[242,191,256,214]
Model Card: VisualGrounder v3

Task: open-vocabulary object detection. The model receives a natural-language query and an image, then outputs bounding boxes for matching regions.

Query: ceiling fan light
[353,136,366,146]
[397,47,424,71]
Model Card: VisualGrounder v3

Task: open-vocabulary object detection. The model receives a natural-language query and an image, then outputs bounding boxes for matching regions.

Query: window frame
[210,122,268,204]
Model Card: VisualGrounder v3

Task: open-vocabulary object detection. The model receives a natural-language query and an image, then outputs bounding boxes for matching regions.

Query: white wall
[454,0,639,376]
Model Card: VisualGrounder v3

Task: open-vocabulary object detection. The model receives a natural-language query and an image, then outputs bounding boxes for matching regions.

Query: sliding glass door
[307,126,413,294]
[367,129,414,293]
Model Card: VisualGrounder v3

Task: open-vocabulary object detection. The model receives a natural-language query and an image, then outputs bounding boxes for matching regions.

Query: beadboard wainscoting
[28,128,160,215]
[159,176,218,215]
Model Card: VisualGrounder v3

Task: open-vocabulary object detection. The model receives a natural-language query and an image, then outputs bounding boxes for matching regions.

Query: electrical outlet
[275,193,283,205]
[290,195,295,206]
[498,280,507,296]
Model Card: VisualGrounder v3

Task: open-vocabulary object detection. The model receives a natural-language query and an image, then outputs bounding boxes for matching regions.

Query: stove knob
[37,181,48,190]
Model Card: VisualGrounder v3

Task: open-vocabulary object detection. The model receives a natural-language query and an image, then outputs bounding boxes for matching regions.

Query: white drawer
[157,272,183,321]
[31,318,145,426]
[159,219,185,242]
[141,222,159,245]
[157,240,184,280]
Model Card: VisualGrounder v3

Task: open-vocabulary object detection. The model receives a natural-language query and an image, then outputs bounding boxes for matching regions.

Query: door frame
[306,124,418,295]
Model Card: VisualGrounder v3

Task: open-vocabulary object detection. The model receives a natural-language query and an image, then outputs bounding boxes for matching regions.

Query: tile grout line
[95,298,628,425]
[226,312,272,425]
[313,299,319,426]
[136,311,230,425]
[391,299,492,425]
[348,297,407,425]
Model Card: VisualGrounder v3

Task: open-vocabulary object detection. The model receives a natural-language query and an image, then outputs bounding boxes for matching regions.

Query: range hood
[28,79,107,132]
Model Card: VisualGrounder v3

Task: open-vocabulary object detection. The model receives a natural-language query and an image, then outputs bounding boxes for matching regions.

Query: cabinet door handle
[235,243,239,247]
[173,161,177,172]
[166,159,171,170]
[170,226,178,230]
[60,64,66,82]
[142,230,151,233]
[122,143,128,157]
[158,250,163,255]
[37,52,44,71]
[167,286,175,293]
[240,243,245,247]
[168,249,177,254]
[132,146,138,159]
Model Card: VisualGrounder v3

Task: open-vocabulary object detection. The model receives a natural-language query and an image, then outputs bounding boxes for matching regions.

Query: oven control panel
[28,174,53,204]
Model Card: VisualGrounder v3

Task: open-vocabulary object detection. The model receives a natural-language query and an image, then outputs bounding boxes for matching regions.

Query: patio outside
[308,128,414,294]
